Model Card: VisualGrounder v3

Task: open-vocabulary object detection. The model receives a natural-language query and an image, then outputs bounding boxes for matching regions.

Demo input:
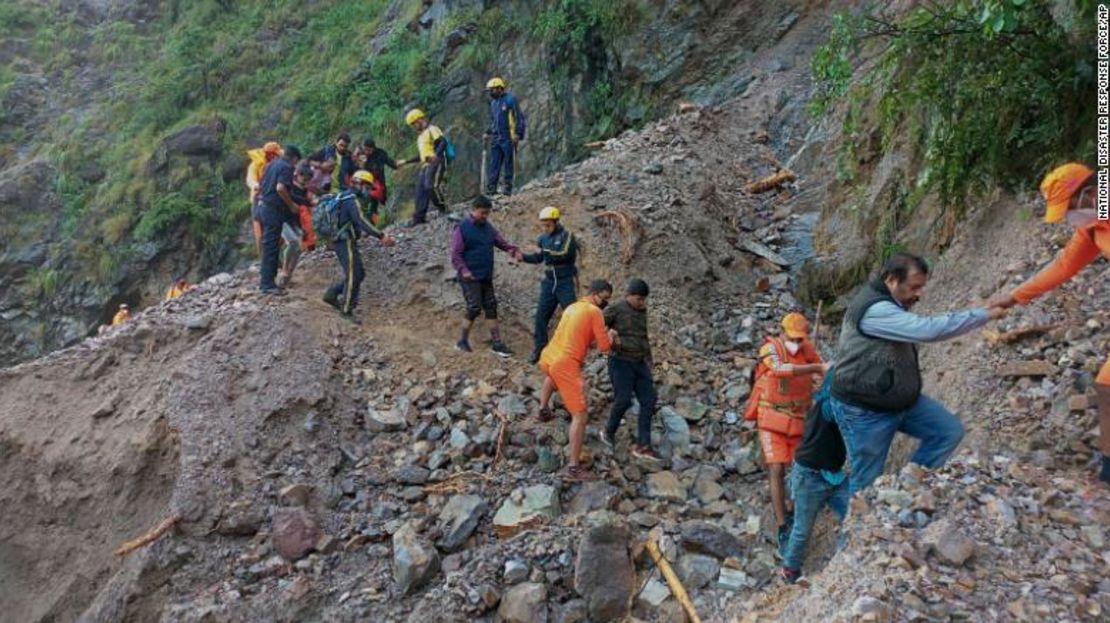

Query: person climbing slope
[450,195,522,356]
[745,312,827,555]
[356,139,406,222]
[112,304,131,325]
[247,141,282,257]
[402,109,449,226]
[987,162,1110,485]
[521,206,579,364]
[484,76,526,196]
[165,278,192,301]
[318,170,396,323]
[536,279,616,482]
[309,133,356,191]
[601,278,658,460]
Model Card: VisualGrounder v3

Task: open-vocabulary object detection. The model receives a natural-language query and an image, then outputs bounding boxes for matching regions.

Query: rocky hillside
[0,0,828,365]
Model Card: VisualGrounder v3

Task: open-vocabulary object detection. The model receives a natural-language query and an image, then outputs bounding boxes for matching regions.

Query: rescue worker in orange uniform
[112,304,131,326]
[165,278,192,301]
[536,279,616,482]
[748,312,828,554]
[988,163,1110,485]
[248,142,283,257]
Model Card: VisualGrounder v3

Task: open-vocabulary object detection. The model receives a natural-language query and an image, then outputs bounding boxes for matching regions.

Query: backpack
[743,337,779,422]
[443,135,457,164]
[312,191,355,241]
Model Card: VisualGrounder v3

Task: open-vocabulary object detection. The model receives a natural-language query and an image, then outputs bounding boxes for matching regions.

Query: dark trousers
[533,275,577,353]
[487,141,514,193]
[326,236,364,313]
[414,160,446,223]
[258,204,284,291]
[606,357,656,446]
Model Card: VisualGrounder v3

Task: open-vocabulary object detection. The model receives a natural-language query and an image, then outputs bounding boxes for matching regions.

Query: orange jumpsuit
[539,298,612,414]
[1012,221,1110,384]
[755,336,823,464]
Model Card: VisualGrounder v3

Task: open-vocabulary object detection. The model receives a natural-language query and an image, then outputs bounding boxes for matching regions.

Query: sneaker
[260,287,286,296]
[778,567,804,585]
[597,430,615,450]
[562,464,598,482]
[491,342,513,358]
[455,339,472,353]
[537,407,554,422]
[631,445,659,460]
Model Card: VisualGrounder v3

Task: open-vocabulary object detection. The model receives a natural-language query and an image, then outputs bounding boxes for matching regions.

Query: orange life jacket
[747,336,820,437]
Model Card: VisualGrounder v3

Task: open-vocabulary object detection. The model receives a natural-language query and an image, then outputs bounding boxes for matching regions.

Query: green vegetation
[811,0,1096,211]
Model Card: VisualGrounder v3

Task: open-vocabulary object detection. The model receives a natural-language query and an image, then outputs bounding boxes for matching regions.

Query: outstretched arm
[859,301,991,343]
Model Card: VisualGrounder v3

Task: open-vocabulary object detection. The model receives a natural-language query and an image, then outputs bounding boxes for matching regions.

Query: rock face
[437,494,488,552]
[574,523,635,622]
[392,522,441,594]
[493,485,560,538]
[497,582,549,623]
[271,508,322,562]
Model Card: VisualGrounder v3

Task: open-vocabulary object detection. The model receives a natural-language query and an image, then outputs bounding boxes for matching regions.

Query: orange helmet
[1040,163,1092,223]
[781,312,809,339]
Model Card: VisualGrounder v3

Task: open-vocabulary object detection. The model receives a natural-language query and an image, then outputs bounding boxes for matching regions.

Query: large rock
[679,520,743,559]
[574,523,635,622]
[271,508,322,561]
[676,553,720,590]
[437,494,488,552]
[497,582,549,623]
[645,471,687,503]
[161,120,224,157]
[691,467,724,504]
[568,481,620,515]
[494,485,560,537]
[392,522,441,594]
[367,404,408,432]
[660,407,691,453]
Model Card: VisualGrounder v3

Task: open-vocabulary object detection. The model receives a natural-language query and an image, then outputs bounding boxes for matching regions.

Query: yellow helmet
[405,108,426,126]
[352,170,374,184]
[486,77,506,89]
[539,206,561,221]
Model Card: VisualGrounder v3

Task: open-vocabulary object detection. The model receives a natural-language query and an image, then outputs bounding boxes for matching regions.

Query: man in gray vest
[829,253,1006,494]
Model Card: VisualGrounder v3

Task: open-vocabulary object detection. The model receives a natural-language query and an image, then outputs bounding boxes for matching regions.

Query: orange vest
[754,337,820,437]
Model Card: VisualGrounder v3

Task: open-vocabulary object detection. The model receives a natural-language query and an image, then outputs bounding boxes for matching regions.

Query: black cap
[473,194,493,209]
[283,144,303,159]
[627,278,649,297]
[588,279,613,295]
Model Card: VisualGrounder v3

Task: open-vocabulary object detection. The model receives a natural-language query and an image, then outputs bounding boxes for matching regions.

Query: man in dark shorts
[449,195,522,356]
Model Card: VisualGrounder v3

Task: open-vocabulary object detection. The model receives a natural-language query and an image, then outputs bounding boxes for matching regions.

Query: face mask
[597,298,609,309]
[1066,209,1097,228]
[784,341,801,356]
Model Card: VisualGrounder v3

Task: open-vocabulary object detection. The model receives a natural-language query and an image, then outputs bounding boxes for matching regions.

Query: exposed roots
[423,471,495,495]
[115,514,181,557]
[744,169,795,194]
[594,209,644,265]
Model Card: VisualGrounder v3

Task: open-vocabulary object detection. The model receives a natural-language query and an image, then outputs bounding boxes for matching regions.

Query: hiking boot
[491,342,513,358]
[562,464,598,482]
[261,287,286,296]
[537,407,554,422]
[778,567,805,585]
[597,430,615,450]
[631,445,659,460]
[322,293,340,310]
[455,339,472,353]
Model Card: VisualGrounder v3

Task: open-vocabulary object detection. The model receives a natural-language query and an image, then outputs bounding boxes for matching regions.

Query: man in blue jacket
[522,207,578,364]
[322,170,396,323]
[484,77,525,196]
[450,195,523,356]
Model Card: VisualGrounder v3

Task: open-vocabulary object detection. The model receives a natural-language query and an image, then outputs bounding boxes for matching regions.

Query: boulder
[271,508,322,561]
[574,523,635,622]
[162,120,224,157]
[437,494,488,552]
[504,559,529,584]
[494,485,560,537]
[679,520,743,559]
[392,521,441,594]
[660,407,691,452]
[497,582,548,623]
[645,471,687,503]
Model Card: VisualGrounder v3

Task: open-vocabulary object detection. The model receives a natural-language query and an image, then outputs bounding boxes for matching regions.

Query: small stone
[450,428,470,449]
[393,464,430,485]
[1068,394,1091,411]
[437,494,488,552]
[933,528,976,566]
[279,483,313,507]
[680,520,743,559]
[645,471,687,503]
[677,553,720,590]
[494,484,560,538]
[504,559,530,584]
[875,488,913,509]
[366,405,407,433]
[271,508,322,562]
[1080,525,1104,549]
[497,393,529,417]
[674,396,710,422]
[568,481,621,515]
[537,444,561,472]
[660,407,691,453]
[497,582,549,623]
[314,533,339,554]
[553,598,588,623]
[636,577,671,610]
[392,522,441,594]
[716,567,749,591]
[852,596,891,622]
[642,162,664,175]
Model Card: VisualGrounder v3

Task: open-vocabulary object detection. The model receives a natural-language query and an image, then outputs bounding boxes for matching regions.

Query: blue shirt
[859,301,989,343]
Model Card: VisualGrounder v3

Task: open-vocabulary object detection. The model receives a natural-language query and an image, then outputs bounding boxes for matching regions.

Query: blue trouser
[829,394,964,495]
[533,275,577,353]
[414,160,446,223]
[487,140,514,193]
[258,203,285,291]
[782,463,849,570]
[605,357,656,446]
[325,236,364,313]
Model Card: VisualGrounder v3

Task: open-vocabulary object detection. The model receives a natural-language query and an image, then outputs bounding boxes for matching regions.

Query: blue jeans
[830,394,964,495]
[782,463,849,570]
